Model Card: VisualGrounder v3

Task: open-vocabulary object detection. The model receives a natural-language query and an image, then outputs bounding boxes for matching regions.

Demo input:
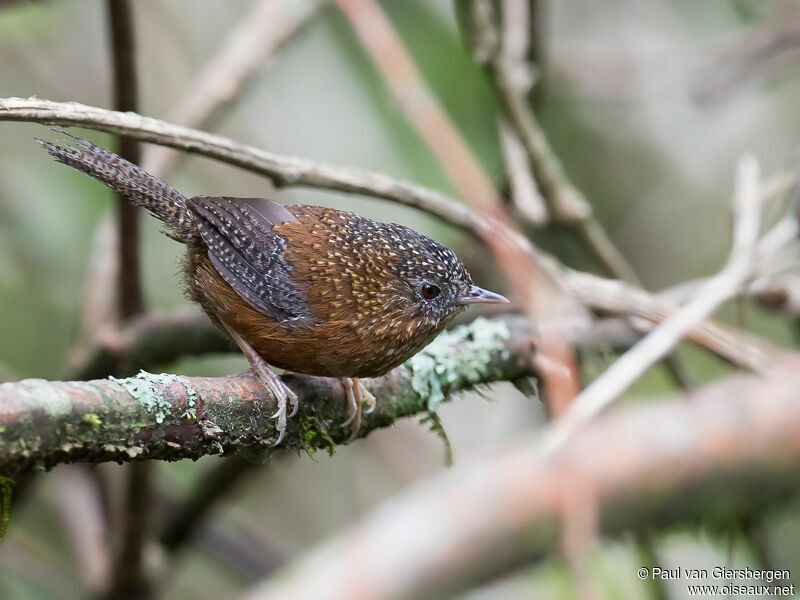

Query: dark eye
[420,283,441,300]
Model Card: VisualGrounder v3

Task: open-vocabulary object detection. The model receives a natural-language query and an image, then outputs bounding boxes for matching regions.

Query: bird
[37,133,509,444]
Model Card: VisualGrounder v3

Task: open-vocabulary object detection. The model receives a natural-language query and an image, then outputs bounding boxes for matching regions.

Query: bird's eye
[420,283,441,300]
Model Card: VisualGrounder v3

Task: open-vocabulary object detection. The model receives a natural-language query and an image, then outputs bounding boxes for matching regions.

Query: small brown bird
[38,134,508,443]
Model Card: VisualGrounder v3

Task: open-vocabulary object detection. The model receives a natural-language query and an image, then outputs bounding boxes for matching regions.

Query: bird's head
[374,223,509,341]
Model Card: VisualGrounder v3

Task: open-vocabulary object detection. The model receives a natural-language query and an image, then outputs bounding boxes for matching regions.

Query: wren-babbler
[38,134,509,443]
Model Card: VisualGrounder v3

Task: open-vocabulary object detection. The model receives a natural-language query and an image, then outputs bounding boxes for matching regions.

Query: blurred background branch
[336,0,582,414]
[67,309,233,381]
[458,0,640,285]
[692,9,800,104]
[104,3,151,597]
[242,359,800,600]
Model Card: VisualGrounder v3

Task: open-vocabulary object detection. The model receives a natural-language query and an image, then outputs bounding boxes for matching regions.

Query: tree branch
[335,0,582,414]
[458,0,640,284]
[0,97,785,370]
[0,316,535,475]
[0,96,479,232]
[105,3,151,597]
[240,357,800,600]
[107,0,143,321]
[68,309,233,381]
[542,155,768,455]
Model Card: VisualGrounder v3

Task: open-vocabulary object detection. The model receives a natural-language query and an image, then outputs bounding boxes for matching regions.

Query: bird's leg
[341,378,359,428]
[221,321,298,445]
[340,377,376,441]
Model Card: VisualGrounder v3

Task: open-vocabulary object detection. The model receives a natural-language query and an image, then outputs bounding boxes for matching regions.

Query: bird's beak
[457,285,510,305]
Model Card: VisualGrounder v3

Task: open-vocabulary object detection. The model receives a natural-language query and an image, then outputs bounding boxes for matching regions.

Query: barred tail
[36,133,196,241]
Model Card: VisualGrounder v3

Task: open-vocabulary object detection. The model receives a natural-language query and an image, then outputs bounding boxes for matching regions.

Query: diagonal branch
[0,97,785,370]
[459,0,640,285]
[543,155,768,455]
[335,0,581,413]
[0,316,536,475]
[0,97,479,231]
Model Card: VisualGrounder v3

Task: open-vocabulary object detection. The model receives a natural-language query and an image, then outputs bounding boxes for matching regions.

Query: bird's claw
[251,364,298,446]
[341,378,359,428]
[360,383,377,414]
[340,378,376,441]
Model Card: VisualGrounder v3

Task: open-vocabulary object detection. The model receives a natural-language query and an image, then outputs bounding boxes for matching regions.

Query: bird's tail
[36,132,196,241]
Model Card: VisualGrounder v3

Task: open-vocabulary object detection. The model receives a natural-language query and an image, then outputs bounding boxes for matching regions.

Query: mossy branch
[0,317,536,475]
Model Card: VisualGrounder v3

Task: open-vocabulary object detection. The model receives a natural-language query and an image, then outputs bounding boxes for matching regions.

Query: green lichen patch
[405,317,511,411]
[183,382,198,420]
[109,371,196,425]
[81,413,102,427]
[184,379,198,409]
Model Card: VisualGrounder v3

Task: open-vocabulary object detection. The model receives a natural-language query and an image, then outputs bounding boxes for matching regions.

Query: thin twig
[562,268,777,371]
[336,0,498,212]
[50,465,112,596]
[459,0,640,284]
[105,461,152,600]
[0,97,480,230]
[499,118,547,225]
[691,11,800,104]
[80,219,118,342]
[496,0,545,226]
[0,97,785,369]
[542,155,767,455]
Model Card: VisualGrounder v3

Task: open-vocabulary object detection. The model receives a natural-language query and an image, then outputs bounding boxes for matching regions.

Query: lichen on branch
[0,316,536,474]
[407,316,511,411]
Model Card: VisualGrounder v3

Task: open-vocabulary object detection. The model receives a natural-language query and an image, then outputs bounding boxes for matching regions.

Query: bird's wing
[187,196,312,324]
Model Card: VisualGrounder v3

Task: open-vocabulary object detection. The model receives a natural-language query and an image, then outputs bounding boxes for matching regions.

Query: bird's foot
[248,361,298,446]
[221,320,298,446]
[340,378,376,441]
